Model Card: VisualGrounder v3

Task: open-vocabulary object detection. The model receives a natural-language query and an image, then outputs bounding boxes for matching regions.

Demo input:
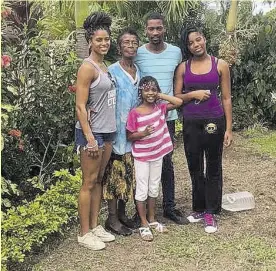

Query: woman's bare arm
[75,63,97,146]
[218,59,233,147]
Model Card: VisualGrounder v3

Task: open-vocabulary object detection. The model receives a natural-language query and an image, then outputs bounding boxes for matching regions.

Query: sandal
[149,222,168,233]
[139,227,153,242]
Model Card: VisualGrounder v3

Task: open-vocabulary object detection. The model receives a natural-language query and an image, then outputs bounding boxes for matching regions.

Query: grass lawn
[243,128,276,158]
[25,132,276,271]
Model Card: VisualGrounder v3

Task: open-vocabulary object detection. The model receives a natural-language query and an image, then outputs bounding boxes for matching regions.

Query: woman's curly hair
[83,11,112,42]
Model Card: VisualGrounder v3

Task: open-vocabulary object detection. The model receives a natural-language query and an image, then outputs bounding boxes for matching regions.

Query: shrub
[1,168,82,271]
[230,12,276,128]
[1,3,80,205]
[231,15,276,127]
[1,34,78,179]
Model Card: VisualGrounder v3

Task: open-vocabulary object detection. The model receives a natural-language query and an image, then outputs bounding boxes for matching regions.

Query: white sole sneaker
[204,226,218,233]
[78,232,106,250]
[187,216,204,223]
[91,225,115,242]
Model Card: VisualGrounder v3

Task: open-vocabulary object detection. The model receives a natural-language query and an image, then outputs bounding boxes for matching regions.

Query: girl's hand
[85,134,99,158]
[157,93,163,100]
[224,130,233,147]
[194,90,211,102]
[143,125,155,136]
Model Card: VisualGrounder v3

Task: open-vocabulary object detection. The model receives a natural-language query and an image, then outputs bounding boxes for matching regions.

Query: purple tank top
[182,56,224,119]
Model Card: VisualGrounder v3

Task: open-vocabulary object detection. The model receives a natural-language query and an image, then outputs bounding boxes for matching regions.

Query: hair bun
[83,12,112,30]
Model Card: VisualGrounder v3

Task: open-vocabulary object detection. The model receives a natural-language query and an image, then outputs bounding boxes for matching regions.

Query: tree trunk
[75,0,89,59]
[226,0,238,33]
[75,28,88,59]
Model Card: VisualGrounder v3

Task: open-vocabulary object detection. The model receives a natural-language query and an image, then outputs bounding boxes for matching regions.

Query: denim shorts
[75,128,115,153]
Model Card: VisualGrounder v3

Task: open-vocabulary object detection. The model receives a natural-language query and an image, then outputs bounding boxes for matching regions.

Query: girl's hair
[116,27,139,48]
[138,76,161,104]
[180,26,204,60]
[83,12,112,43]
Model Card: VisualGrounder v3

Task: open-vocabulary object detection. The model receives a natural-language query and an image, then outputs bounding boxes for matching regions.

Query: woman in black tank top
[75,12,116,250]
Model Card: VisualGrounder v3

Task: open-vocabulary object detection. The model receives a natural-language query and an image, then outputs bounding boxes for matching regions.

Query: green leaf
[6,86,18,95]
[1,104,14,112]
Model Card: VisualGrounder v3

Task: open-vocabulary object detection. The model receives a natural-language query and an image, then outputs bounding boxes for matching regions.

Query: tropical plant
[1,0,79,204]
[231,12,276,128]
[40,0,201,52]
[106,0,201,44]
[38,0,75,40]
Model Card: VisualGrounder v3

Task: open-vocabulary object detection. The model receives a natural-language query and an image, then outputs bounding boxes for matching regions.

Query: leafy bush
[1,3,80,205]
[1,35,78,176]
[1,168,82,271]
[231,14,276,127]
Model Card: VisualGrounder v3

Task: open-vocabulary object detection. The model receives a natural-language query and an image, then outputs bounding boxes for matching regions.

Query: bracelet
[86,140,98,149]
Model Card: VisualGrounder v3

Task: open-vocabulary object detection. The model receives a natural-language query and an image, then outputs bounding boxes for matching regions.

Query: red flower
[68,85,77,93]
[1,55,12,68]
[8,129,22,138]
[1,9,11,19]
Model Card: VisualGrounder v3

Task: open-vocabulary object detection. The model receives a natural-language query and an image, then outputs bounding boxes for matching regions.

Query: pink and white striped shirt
[126,103,173,162]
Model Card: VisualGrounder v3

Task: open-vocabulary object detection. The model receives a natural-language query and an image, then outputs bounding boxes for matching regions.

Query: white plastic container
[222,191,255,212]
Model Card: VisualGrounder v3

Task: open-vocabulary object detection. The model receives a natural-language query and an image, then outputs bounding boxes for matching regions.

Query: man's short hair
[145,12,164,25]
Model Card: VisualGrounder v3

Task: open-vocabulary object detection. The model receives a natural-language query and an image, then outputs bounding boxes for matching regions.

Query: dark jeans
[161,120,176,212]
[183,117,225,214]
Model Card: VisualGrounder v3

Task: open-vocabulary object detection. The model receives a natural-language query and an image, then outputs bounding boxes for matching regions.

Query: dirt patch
[34,133,276,271]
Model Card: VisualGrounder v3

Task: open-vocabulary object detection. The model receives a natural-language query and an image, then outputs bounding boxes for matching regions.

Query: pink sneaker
[204,213,217,233]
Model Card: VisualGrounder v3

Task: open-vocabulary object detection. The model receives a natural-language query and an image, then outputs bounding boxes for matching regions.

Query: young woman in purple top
[174,26,233,233]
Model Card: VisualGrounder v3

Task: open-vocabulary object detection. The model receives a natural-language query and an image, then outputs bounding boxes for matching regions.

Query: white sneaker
[91,225,115,242]
[78,231,105,250]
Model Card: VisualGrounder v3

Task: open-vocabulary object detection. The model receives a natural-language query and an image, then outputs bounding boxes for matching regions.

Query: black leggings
[183,117,225,214]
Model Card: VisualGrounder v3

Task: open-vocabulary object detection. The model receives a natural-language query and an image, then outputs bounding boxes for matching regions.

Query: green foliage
[1,168,82,270]
[175,119,183,137]
[231,13,276,128]
[38,1,75,39]
[1,177,20,210]
[1,3,79,203]
[39,0,200,47]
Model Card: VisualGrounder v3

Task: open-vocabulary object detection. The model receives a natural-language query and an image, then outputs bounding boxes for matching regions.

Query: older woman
[103,28,140,235]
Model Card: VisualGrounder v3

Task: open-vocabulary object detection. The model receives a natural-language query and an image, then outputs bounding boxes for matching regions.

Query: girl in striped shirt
[126,76,182,241]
